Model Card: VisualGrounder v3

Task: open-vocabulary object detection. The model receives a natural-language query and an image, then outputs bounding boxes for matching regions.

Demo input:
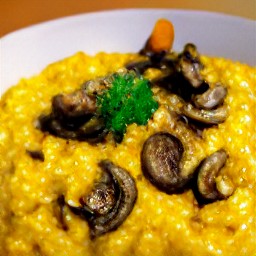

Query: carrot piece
[147,19,175,53]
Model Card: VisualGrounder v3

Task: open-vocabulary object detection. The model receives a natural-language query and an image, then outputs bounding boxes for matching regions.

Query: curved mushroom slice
[141,132,194,194]
[39,114,107,143]
[182,103,228,125]
[38,88,104,141]
[178,43,204,88]
[90,160,137,238]
[52,90,97,128]
[193,83,227,110]
[38,70,132,142]
[197,149,234,201]
[37,76,112,142]
[68,160,137,239]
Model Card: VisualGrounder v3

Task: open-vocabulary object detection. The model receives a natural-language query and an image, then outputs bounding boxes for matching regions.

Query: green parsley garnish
[97,71,158,140]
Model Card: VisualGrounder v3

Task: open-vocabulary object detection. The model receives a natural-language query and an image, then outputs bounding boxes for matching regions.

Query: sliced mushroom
[52,90,97,128]
[197,149,233,201]
[126,60,154,74]
[177,43,204,88]
[141,132,193,194]
[38,70,132,142]
[38,80,108,142]
[68,160,137,239]
[182,103,228,125]
[126,42,209,103]
[38,114,107,143]
[38,89,106,142]
[193,83,227,110]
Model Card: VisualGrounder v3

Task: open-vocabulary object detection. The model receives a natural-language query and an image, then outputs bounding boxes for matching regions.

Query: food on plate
[0,18,255,256]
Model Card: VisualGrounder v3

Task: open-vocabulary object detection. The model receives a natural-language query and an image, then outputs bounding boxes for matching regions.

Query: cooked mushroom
[126,41,210,104]
[38,70,136,142]
[197,149,233,201]
[141,132,193,194]
[38,80,109,142]
[68,160,137,239]
[193,83,227,110]
[38,86,106,142]
[182,103,228,125]
[126,59,154,74]
[177,43,204,88]
[38,114,107,143]
[52,90,97,128]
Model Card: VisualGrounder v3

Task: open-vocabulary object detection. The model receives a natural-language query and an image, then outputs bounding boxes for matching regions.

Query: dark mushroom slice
[52,89,97,128]
[141,132,194,194]
[182,103,228,125]
[38,114,107,143]
[68,160,137,239]
[52,89,97,120]
[151,51,208,102]
[197,149,234,201]
[38,70,131,142]
[126,51,172,76]
[52,90,97,117]
[126,59,154,74]
[177,43,204,88]
[193,83,227,110]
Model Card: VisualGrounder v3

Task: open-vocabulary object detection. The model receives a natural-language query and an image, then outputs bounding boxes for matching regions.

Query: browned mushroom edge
[66,160,137,239]
[193,149,234,205]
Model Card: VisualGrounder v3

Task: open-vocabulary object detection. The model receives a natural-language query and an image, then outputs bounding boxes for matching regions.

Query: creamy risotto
[0,19,255,256]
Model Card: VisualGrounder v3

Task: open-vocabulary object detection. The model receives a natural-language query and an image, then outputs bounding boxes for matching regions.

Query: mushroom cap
[141,132,189,194]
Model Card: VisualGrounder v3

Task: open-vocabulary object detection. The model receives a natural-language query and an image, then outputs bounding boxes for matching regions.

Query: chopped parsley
[97,71,158,140]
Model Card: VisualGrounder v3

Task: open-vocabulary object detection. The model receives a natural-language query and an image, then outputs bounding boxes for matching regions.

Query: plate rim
[1,8,254,41]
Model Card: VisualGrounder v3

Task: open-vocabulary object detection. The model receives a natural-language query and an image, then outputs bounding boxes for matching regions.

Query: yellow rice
[0,51,255,256]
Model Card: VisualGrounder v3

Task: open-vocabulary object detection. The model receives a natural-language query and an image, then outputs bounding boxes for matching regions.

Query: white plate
[1,9,255,94]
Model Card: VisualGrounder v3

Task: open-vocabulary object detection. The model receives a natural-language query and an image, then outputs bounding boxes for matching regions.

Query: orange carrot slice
[147,19,175,53]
